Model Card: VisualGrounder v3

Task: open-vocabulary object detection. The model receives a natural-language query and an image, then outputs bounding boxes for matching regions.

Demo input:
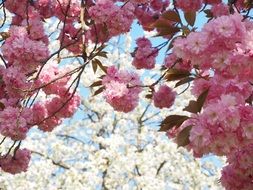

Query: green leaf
[184,11,196,26]
[165,69,190,81]
[176,125,192,147]
[159,115,189,132]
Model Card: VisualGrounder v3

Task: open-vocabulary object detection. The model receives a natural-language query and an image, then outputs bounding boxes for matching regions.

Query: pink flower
[58,23,83,54]
[164,54,192,71]
[221,144,253,190]
[34,0,56,18]
[46,94,81,118]
[185,32,208,55]
[4,0,28,17]
[55,0,80,21]
[0,107,32,140]
[205,0,221,4]
[132,37,158,69]
[176,0,203,12]
[102,66,142,112]
[38,63,73,96]
[38,116,62,132]
[211,3,229,17]
[32,102,48,125]
[32,93,80,132]
[21,9,47,41]
[1,26,49,73]
[89,0,135,38]
[153,85,176,109]
[2,66,32,98]
[0,149,31,174]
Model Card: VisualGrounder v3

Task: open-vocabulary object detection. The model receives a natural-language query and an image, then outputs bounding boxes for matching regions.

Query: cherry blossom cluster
[220,143,253,190]
[134,0,170,31]
[1,1,253,189]
[0,0,182,175]
[0,148,31,174]
[89,0,135,40]
[168,12,253,188]
[0,1,81,174]
[153,85,176,109]
[102,66,142,113]
[132,37,158,69]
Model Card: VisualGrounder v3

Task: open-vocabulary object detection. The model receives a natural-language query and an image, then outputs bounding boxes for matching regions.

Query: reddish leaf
[93,59,107,73]
[204,9,213,18]
[97,51,108,58]
[99,75,106,79]
[183,89,209,113]
[97,44,107,52]
[176,125,192,147]
[182,26,191,36]
[0,102,5,110]
[90,80,102,88]
[184,11,196,26]
[93,86,105,96]
[159,115,189,132]
[165,69,190,81]
[155,26,180,37]
[162,10,181,23]
[91,60,98,73]
[153,19,170,28]
[196,88,209,111]
[175,77,195,88]
[183,100,200,114]
[145,94,153,99]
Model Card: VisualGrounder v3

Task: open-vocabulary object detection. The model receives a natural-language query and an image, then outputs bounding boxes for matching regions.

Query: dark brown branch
[156,161,166,176]
[32,150,70,170]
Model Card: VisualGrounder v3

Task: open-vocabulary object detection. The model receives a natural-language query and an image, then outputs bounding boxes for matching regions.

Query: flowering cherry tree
[0,45,224,189]
[0,0,253,189]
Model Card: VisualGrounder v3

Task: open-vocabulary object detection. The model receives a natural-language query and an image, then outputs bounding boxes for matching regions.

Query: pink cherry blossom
[0,107,32,140]
[176,0,203,12]
[221,144,253,190]
[132,37,158,69]
[153,85,176,109]
[102,66,142,113]
[211,3,229,17]
[1,26,49,73]
[0,149,31,174]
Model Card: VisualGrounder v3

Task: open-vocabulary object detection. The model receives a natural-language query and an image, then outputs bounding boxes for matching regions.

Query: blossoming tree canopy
[0,0,253,189]
[0,83,225,189]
